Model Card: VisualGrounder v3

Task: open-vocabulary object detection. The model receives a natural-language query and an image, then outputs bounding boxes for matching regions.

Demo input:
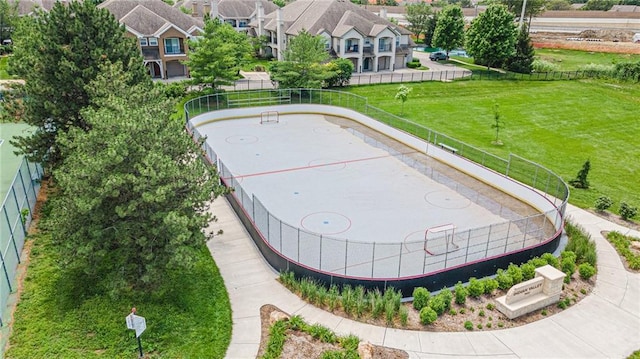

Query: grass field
[535,48,640,71]
[6,222,232,358]
[346,80,640,213]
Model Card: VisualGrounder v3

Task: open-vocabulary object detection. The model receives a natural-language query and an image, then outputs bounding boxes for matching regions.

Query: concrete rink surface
[196,112,541,276]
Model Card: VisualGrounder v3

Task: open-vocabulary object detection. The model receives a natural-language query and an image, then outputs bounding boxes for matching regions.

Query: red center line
[225,151,419,180]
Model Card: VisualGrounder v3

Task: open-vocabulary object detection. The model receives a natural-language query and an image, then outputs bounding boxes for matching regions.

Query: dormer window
[149,37,158,46]
[140,38,148,46]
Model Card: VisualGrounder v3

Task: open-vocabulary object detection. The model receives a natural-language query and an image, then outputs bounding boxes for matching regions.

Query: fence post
[397,244,402,277]
[17,168,32,228]
[344,239,348,275]
[2,209,15,293]
[372,242,376,277]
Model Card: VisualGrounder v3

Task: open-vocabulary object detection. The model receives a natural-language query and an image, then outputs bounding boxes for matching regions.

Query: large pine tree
[52,63,225,290]
[506,24,535,74]
[6,1,148,169]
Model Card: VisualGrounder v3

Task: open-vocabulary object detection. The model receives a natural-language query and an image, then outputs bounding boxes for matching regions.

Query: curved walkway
[207,199,640,359]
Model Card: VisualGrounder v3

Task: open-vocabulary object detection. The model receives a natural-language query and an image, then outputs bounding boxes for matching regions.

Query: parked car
[429,51,449,61]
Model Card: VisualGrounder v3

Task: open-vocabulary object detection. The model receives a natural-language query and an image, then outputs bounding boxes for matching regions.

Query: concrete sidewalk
[207,199,640,359]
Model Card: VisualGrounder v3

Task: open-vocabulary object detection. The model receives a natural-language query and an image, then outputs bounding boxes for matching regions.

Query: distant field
[535,48,640,71]
[346,80,640,213]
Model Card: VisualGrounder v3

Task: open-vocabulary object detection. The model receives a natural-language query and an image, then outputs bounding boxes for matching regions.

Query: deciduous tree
[465,4,517,69]
[269,29,330,89]
[405,2,433,44]
[52,63,225,291]
[185,19,252,89]
[432,5,465,56]
[5,1,148,170]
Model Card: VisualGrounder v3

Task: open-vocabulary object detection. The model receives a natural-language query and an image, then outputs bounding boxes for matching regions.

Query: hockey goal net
[260,111,279,124]
[423,224,458,255]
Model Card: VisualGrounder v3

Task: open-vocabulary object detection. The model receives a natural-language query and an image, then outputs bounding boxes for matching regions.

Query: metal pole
[137,336,143,358]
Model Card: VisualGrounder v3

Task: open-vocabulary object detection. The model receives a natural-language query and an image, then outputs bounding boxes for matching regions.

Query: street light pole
[519,0,528,30]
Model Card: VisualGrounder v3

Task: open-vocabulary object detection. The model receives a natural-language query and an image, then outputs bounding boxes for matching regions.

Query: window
[148,37,158,46]
[140,38,148,46]
[164,38,182,54]
[239,20,248,28]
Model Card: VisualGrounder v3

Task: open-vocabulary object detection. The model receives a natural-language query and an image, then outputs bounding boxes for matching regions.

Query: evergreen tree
[506,24,535,74]
[52,63,225,291]
[5,1,148,170]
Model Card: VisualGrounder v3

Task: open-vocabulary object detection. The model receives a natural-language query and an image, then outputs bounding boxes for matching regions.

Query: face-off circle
[225,135,259,144]
[424,190,471,209]
[300,212,352,235]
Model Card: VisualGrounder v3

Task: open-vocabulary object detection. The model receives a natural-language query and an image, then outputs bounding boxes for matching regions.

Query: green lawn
[7,225,232,358]
[535,48,640,71]
[0,56,13,79]
[346,80,640,213]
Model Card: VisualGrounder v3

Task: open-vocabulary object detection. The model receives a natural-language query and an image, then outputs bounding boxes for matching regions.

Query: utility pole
[518,0,528,30]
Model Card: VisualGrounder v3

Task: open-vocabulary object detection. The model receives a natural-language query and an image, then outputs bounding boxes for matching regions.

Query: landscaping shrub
[412,287,430,310]
[339,335,360,352]
[561,256,576,277]
[468,277,484,298]
[578,262,596,280]
[528,256,548,268]
[595,195,613,212]
[454,282,468,305]
[438,288,453,311]
[384,300,396,326]
[620,202,638,221]
[606,232,640,270]
[477,323,483,329]
[478,310,485,317]
[399,306,408,327]
[561,250,577,263]
[541,253,559,268]
[481,278,499,295]
[341,285,355,315]
[289,315,306,331]
[496,269,513,290]
[420,307,438,325]
[309,323,338,344]
[354,286,367,318]
[262,319,288,359]
[520,263,536,281]
[507,263,524,284]
[428,295,447,316]
[407,61,421,69]
[486,303,495,311]
[612,61,640,82]
[464,321,473,330]
[564,222,598,267]
[532,59,560,72]
[328,285,340,311]
[577,63,614,79]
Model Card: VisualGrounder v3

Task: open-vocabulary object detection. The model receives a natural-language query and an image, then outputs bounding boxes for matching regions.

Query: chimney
[379,7,387,20]
[257,0,264,36]
[277,8,285,61]
[211,0,219,19]
[191,0,199,17]
[203,0,211,17]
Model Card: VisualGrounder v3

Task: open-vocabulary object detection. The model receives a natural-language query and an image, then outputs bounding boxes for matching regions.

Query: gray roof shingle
[261,0,411,38]
[99,0,203,36]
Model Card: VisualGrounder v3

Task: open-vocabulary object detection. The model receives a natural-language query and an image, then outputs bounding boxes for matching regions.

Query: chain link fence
[185,89,569,279]
[0,159,43,326]
[220,70,594,91]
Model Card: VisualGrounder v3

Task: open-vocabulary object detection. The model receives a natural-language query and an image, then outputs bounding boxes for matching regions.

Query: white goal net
[260,111,279,124]
[423,224,458,255]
